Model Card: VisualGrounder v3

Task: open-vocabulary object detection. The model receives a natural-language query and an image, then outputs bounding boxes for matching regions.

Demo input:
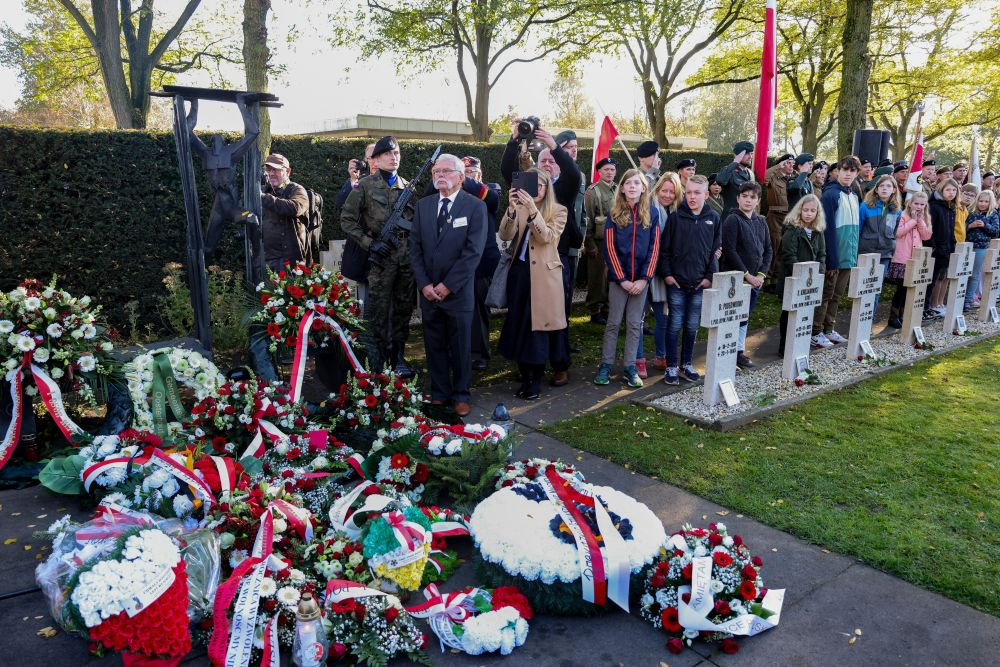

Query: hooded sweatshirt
[821,180,860,270]
[657,202,721,290]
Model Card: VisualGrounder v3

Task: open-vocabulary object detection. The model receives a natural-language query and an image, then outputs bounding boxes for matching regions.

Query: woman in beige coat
[497,168,570,400]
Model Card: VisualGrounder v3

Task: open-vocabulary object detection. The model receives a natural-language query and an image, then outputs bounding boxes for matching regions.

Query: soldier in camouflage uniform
[583,157,617,324]
[339,136,417,377]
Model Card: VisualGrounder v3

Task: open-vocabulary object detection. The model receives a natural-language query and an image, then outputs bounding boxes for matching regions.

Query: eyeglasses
[432,168,460,176]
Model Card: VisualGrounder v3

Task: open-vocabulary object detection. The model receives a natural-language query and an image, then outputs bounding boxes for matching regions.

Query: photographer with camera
[340,136,418,377]
[261,153,310,272]
[335,143,376,210]
[501,117,583,387]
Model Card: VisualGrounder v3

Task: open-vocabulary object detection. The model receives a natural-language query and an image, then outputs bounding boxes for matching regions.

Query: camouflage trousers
[363,241,416,364]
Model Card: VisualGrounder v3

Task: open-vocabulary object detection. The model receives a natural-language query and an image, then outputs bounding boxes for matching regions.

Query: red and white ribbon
[289,309,363,403]
[270,498,314,542]
[430,519,470,539]
[324,579,391,605]
[385,510,426,552]
[537,465,631,611]
[210,455,239,498]
[1,353,85,471]
[82,447,216,512]
[238,398,288,460]
[405,584,481,652]
[75,501,154,542]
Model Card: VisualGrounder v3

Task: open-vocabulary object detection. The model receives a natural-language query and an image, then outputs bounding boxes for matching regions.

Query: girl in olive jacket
[777,194,826,354]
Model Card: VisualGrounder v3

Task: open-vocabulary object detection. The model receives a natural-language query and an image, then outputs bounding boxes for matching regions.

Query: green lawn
[540,337,1000,616]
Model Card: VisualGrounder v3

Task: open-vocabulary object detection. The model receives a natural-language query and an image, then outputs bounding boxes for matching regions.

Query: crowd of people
[254,123,1000,411]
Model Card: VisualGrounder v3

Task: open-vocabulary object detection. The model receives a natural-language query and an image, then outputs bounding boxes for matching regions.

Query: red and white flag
[904,131,924,194]
[754,0,777,183]
[592,112,620,183]
[969,131,981,187]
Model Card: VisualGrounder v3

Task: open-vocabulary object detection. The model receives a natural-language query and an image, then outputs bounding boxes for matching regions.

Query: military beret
[794,153,814,166]
[595,157,618,171]
[636,141,660,158]
[922,159,936,167]
[859,158,872,166]
[936,165,952,175]
[733,140,754,154]
[873,166,893,179]
[814,160,829,170]
[893,161,910,174]
[676,158,696,170]
[777,153,795,163]
[371,136,398,157]
[555,130,577,146]
[708,173,718,185]
[984,171,996,178]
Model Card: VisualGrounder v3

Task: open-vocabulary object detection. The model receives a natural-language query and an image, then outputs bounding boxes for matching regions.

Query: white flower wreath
[123,347,225,434]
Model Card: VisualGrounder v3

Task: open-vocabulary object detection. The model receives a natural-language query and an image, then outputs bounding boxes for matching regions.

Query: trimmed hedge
[0,126,734,336]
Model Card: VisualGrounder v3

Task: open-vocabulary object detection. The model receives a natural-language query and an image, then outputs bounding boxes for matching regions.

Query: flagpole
[594,99,639,170]
[908,102,924,168]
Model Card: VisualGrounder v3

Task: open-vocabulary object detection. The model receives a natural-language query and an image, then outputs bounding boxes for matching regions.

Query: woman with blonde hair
[641,171,683,373]
[776,194,826,354]
[497,168,570,400]
[886,191,932,327]
[858,174,902,317]
[964,189,1000,309]
[594,169,660,388]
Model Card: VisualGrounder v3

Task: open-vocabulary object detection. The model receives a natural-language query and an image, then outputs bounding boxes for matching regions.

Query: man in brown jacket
[261,153,310,271]
[763,153,794,279]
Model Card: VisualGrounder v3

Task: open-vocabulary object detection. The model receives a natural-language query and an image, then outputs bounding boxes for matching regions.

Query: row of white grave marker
[699,238,1000,407]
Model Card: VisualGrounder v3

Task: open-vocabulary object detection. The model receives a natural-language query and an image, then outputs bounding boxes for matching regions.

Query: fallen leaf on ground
[855,629,862,636]
[37,627,57,639]
[848,636,857,645]
[3,538,16,545]
[821,549,830,554]
[716,511,729,516]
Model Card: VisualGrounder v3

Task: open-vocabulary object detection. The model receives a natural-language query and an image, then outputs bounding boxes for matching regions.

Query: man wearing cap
[717,141,755,218]
[919,160,936,195]
[261,153,310,272]
[340,135,418,377]
[676,158,697,189]
[892,161,910,194]
[786,153,814,210]
[763,153,794,277]
[857,158,874,190]
[637,141,661,187]
[952,162,968,185]
[584,157,617,324]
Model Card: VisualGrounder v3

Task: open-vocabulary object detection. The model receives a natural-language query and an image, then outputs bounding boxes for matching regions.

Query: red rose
[714,599,731,615]
[752,555,763,567]
[681,592,691,604]
[262,599,278,613]
[390,453,410,469]
[649,573,665,589]
[384,606,399,623]
[721,638,740,654]
[713,551,733,568]
[525,465,538,478]
[330,643,349,660]
[733,535,743,547]
[666,638,684,654]
[708,532,723,547]
[660,606,682,633]
[681,563,693,580]
[413,463,429,483]
[739,580,757,600]
[742,564,757,580]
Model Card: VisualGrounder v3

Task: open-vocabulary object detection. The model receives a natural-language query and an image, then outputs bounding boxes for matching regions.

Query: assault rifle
[369,144,442,267]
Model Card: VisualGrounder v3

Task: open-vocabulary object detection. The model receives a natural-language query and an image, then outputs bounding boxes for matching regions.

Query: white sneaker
[826,330,847,344]
[933,305,947,315]
[812,333,834,348]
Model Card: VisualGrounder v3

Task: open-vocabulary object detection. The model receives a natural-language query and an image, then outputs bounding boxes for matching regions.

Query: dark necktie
[437,198,451,234]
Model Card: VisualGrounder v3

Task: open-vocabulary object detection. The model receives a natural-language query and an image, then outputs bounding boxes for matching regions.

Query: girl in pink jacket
[886,191,933,328]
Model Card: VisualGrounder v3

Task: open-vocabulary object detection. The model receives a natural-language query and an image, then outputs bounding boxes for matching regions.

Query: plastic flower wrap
[253,260,362,352]
[639,523,783,656]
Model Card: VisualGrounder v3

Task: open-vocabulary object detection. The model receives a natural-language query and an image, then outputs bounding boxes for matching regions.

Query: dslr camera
[352,158,369,176]
[515,116,541,142]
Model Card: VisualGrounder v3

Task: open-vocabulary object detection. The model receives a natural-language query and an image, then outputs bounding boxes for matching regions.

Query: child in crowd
[777,194,826,355]
[927,178,960,316]
[594,169,660,389]
[813,156,860,348]
[657,175,721,385]
[707,174,725,216]
[965,189,1000,310]
[887,192,932,328]
[857,174,902,316]
[721,182,771,368]
[957,183,978,244]
[642,171,683,374]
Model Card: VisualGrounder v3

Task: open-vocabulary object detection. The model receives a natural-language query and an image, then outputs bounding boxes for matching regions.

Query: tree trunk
[470,41,491,142]
[89,1,135,128]
[243,0,272,156]
[837,0,874,156]
[652,93,668,147]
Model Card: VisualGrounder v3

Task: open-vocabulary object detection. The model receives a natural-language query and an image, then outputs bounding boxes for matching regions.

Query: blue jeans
[967,248,987,305]
[636,300,668,359]
[666,285,703,368]
[737,287,760,352]
[873,259,890,312]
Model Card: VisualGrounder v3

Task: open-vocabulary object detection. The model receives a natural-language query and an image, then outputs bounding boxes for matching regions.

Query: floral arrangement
[470,476,665,615]
[409,585,531,656]
[124,347,225,436]
[253,260,362,352]
[369,416,431,453]
[308,530,372,585]
[372,449,429,503]
[638,523,783,655]
[362,507,433,591]
[259,431,350,489]
[185,377,312,457]
[495,458,583,490]
[323,587,429,666]
[65,526,191,665]
[420,422,509,457]
[334,370,425,429]
[0,278,113,379]
[793,368,821,386]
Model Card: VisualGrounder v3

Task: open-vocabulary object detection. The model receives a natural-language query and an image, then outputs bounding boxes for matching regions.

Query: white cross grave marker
[901,247,935,345]
[846,253,884,360]
[700,271,752,406]
[943,242,973,335]
[977,239,1000,324]
[781,261,824,381]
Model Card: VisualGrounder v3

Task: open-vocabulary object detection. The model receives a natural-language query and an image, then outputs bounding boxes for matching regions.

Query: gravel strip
[651,319,1000,422]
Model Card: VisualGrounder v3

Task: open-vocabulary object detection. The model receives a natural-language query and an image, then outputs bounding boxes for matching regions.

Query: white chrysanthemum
[276,586,300,607]
[49,366,64,379]
[0,320,13,334]
[260,577,277,596]
[272,517,288,534]
[78,355,97,372]
[288,569,306,583]
[103,492,129,506]
[15,335,35,352]
[160,477,180,498]
[445,439,462,456]
[172,494,194,516]
[96,466,127,488]
[229,549,249,570]
[23,296,41,311]
[32,347,50,363]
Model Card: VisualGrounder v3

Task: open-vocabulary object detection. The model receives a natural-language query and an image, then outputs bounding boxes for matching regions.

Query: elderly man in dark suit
[410,153,488,416]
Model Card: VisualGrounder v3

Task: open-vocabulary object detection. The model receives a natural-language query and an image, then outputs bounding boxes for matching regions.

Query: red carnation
[681,563,693,580]
[714,599,731,616]
[739,580,757,600]
[390,453,409,469]
[490,586,533,620]
[721,638,740,654]
[713,551,734,568]
[364,394,378,408]
[708,532,723,547]
[384,606,399,623]
[413,463,429,483]
[649,573,666,589]
[309,284,324,296]
[667,638,684,654]
[752,555,763,567]
[660,606,682,633]
[742,564,757,580]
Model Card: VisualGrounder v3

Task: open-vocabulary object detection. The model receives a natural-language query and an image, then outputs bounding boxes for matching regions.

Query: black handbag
[340,237,370,282]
